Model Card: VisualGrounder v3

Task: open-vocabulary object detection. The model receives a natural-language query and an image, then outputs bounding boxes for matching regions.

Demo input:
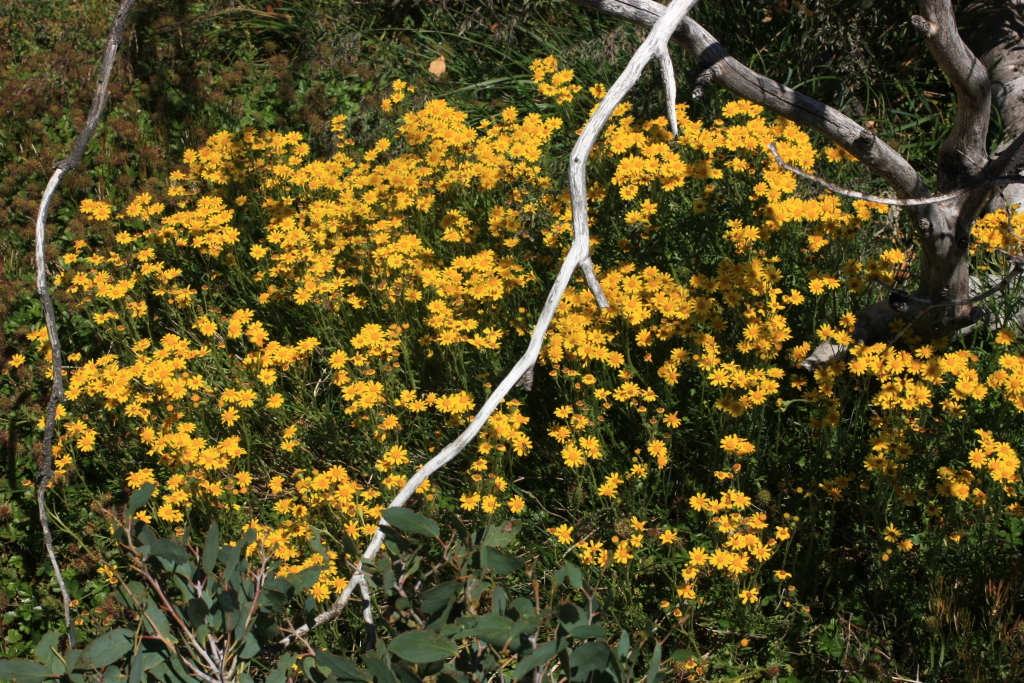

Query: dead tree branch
[34,0,138,648]
[914,0,992,186]
[767,143,962,207]
[767,142,1024,207]
[568,0,931,200]
[875,262,1023,308]
[986,128,1024,180]
[278,0,703,648]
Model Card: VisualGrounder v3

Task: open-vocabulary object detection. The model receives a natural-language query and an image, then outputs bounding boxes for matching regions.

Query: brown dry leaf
[428,55,447,78]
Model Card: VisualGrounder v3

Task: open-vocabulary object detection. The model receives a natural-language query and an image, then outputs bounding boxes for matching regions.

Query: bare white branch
[657,47,679,135]
[767,143,963,207]
[278,0,702,647]
[33,0,138,648]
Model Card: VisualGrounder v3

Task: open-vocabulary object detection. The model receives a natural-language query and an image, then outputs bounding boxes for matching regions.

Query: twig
[277,0,702,648]
[767,142,959,207]
[33,0,138,648]
[768,142,1024,207]
[875,262,1023,309]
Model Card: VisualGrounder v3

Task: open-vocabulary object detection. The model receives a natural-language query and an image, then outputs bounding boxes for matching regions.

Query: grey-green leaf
[455,613,515,647]
[150,539,189,565]
[570,642,610,681]
[239,634,261,661]
[361,654,397,683]
[33,631,60,666]
[646,641,662,683]
[185,598,208,628]
[483,520,522,548]
[555,563,583,591]
[143,602,176,643]
[420,581,462,614]
[286,565,325,592]
[80,629,134,669]
[202,522,219,574]
[381,508,439,538]
[513,640,558,681]
[127,484,156,519]
[388,630,458,663]
[479,546,524,575]
[0,660,55,683]
[314,651,370,682]
[266,654,297,683]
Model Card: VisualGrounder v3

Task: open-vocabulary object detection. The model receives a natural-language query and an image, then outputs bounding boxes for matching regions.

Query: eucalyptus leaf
[143,601,176,643]
[491,585,508,616]
[0,659,55,683]
[33,631,60,666]
[454,613,514,647]
[482,520,522,548]
[79,629,134,669]
[479,546,524,575]
[314,651,371,682]
[388,630,458,663]
[127,483,156,519]
[512,640,558,681]
[150,539,189,565]
[202,522,219,574]
[554,563,583,591]
[266,654,297,683]
[129,648,143,683]
[288,565,326,592]
[646,642,662,683]
[361,654,397,683]
[183,598,208,628]
[570,642,610,681]
[217,589,240,613]
[568,624,607,640]
[420,581,462,614]
[381,507,440,538]
[63,651,82,673]
[239,633,261,661]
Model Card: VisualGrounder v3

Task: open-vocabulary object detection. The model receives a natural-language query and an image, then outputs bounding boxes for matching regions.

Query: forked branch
[568,0,931,200]
[33,0,138,648]
[914,0,992,184]
[280,0,703,648]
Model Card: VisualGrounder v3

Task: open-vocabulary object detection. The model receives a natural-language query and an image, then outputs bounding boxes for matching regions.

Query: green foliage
[2,2,1024,682]
[0,509,677,683]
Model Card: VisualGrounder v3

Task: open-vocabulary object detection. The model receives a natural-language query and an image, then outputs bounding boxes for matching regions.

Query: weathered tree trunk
[963,1,1024,214]
[571,0,1024,369]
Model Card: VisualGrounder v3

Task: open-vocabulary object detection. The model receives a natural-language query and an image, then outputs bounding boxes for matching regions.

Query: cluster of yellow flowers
[530,56,581,104]
[680,484,794,605]
[10,55,1020,615]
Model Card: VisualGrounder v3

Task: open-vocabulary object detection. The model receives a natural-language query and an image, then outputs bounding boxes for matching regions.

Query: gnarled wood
[915,0,992,188]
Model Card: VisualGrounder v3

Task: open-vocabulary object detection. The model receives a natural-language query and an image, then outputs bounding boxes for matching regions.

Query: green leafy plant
[0,500,683,683]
